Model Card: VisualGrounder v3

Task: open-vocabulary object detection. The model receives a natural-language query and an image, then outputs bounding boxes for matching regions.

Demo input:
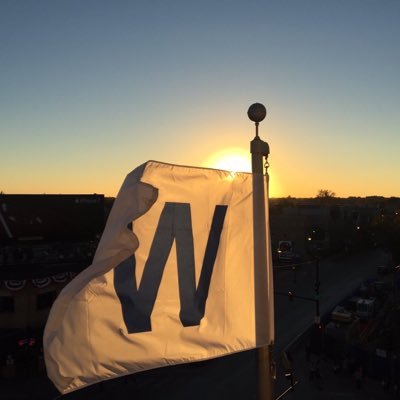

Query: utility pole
[314,257,320,325]
[248,103,275,400]
[275,258,321,325]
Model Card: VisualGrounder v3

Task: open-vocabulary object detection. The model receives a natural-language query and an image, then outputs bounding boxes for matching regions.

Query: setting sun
[202,148,251,173]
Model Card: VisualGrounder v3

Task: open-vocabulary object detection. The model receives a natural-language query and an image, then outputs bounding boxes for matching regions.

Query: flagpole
[248,103,275,400]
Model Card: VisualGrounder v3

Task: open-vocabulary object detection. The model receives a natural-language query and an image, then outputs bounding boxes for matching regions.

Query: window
[36,291,57,310]
[0,296,15,313]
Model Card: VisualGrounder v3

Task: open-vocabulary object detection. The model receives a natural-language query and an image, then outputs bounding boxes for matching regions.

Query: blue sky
[1,0,399,197]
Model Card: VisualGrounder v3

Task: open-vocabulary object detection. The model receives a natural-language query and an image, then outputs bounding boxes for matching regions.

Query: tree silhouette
[316,189,336,199]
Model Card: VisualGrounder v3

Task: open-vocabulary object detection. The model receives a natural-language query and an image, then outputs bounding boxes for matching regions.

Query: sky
[0,0,399,198]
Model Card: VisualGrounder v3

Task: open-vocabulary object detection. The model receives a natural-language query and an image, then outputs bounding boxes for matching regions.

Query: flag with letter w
[44,161,273,394]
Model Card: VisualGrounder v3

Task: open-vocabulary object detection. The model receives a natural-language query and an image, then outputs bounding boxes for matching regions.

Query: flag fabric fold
[44,161,273,394]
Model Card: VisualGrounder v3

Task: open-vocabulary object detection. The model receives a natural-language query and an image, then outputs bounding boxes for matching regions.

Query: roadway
[273,248,391,398]
[273,248,389,354]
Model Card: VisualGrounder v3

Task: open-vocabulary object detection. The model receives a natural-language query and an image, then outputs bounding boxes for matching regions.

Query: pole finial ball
[247,103,267,123]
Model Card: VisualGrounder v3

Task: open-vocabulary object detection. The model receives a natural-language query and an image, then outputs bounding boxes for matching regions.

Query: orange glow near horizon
[267,170,281,198]
[202,148,281,198]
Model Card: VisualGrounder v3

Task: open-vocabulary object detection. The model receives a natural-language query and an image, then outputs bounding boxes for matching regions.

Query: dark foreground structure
[0,194,104,398]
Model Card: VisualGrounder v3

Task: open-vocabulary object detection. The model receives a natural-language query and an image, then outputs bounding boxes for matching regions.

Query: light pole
[248,103,275,400]
[314,257,320,325]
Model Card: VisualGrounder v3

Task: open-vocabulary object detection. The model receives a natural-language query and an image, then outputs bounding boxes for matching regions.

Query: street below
[273,248,391,398]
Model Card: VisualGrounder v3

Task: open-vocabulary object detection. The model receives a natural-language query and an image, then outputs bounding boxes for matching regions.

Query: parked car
[355,297,376,320]
[331,306,353,323]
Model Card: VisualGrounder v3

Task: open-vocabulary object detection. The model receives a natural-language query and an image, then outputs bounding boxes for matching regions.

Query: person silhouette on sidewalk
[354,366,363,390]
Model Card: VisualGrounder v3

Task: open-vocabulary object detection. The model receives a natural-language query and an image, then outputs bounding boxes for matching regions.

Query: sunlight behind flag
[203,147,251,173]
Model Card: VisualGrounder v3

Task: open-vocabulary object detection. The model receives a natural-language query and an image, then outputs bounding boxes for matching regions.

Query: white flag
[44,161,273,394]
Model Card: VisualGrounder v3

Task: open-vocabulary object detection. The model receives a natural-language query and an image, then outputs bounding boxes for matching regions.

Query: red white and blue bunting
[52,272,69,283]
[4,280,26,291]
[32,277,51,289]
[1,271,77,291]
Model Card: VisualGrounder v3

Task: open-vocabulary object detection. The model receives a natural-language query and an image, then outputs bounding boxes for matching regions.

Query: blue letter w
[114,202,228,334]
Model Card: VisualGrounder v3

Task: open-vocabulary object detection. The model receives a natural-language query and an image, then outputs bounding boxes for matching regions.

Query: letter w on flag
[114,202,228,333]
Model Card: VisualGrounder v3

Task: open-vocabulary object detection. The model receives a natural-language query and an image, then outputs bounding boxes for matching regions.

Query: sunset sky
[1,1,399,198]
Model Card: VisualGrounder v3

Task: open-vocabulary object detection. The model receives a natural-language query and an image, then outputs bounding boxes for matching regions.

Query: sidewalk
[275,331,400,400]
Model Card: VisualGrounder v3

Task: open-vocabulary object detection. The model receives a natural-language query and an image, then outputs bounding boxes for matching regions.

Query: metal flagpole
[248,103,275,400]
